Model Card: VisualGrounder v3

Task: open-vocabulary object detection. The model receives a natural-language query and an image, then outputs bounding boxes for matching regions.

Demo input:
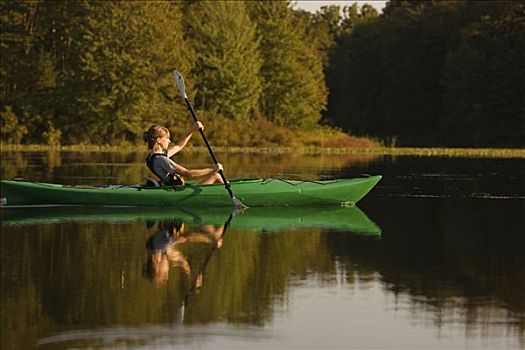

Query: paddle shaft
[183,210,235,309]
[195,210,233,275]
[182,97,235,199]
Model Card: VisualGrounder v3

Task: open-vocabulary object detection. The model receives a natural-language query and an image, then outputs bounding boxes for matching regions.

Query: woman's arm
[167,122,203,157]
[166,249,191,276]
[175,163,222,179]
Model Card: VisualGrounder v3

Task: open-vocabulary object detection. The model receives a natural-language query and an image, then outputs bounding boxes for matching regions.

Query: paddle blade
[232,197,248,210]
[173,70,187,99]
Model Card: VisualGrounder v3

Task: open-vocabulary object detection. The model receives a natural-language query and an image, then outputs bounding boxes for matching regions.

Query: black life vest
[145,153,185,187]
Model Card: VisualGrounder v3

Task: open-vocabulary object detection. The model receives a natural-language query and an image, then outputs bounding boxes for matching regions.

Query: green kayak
[0,176,381,207]
[0,206,381,235]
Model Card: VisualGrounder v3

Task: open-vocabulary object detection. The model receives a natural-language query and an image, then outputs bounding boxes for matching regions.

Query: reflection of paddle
[173,70,247,210]
[174,210,236,325]
[187,210,235,294]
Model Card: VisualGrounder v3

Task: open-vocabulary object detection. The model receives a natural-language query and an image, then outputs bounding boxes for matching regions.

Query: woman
[143,122,223,186]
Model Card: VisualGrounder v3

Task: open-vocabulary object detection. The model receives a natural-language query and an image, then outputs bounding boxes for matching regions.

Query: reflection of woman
[143,220,224,289]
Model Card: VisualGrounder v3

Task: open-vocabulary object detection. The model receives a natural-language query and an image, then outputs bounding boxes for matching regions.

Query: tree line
[0,1,327,146]
[1,0,523,147]
[324,0,524,147]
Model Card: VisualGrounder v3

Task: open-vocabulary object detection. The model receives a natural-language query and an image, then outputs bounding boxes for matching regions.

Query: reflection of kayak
[0,176,381,207]
[0,206,381,236]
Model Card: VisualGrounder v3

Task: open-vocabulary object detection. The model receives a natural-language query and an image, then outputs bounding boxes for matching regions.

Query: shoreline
[1,144,524,158]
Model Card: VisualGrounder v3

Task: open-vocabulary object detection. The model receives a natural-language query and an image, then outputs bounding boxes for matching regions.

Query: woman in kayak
[143,123,223,186]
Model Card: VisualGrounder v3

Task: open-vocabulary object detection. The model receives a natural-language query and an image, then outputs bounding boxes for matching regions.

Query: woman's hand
[213,163,223,173]
[191,121,204,132]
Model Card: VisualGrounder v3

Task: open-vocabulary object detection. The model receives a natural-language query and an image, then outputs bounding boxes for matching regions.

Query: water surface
[1,151,523,349]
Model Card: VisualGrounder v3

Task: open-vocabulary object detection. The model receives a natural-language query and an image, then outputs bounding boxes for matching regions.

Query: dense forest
[1,0,523,147]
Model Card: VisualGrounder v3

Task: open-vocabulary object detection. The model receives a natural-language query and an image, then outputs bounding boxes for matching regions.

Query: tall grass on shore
[1,143,523,158]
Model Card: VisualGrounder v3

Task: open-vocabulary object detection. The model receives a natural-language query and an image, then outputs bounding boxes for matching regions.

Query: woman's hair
[143,125,169,149]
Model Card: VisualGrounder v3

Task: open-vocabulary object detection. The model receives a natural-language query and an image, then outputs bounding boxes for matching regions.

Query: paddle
[189,210,234,293]
[176,210,237,324]
[173,70,247,209]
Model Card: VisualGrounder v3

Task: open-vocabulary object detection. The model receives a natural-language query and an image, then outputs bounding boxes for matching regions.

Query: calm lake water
[1,151,524,349]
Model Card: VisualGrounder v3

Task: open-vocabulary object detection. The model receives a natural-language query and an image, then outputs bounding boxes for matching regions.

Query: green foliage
[1,1,42,140]
[42,121,61,146]
[326,2,458,144]
[325,1,524,147]
[0,1,39,105]
[340,3,379,34]
[181,110,378,148]
[442,3,525,147]
[61,1,193,143]
[249,1,327,128]
[2,0,522,148]
[186,1,262,120]
[0,106,27,144]
[293,5,339,67]
[1,1,193,144]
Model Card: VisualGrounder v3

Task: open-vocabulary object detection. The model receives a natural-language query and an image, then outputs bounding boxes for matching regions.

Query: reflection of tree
[3,198,521,348]
[0,151,382,186]
[326,198,525,338]
[215,152,380,180]
[0,225,43,350]
[45,150,62,178]
[0,220,334,348]
[1,151,63,182]
[0,152,28,180]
